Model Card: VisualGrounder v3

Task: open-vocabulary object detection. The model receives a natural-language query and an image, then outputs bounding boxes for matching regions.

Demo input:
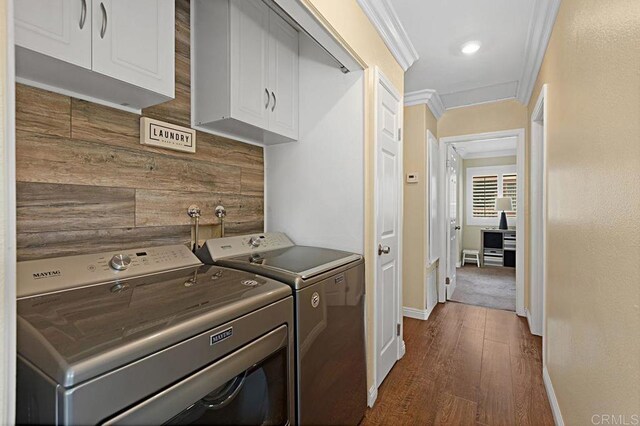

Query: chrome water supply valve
[215,205,227,238]
[187,205,201,252]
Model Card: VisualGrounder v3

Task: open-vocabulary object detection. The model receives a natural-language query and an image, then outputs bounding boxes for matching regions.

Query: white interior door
[446,146,459,299]
[375,74,401,387]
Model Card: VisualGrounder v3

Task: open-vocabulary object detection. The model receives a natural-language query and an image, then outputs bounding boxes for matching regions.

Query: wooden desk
[480,229,516,267]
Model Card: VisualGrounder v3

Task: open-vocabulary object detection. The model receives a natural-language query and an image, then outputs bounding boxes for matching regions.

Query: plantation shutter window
[472,175,498,218]
[502,173,517,216]
[466,165,518,226]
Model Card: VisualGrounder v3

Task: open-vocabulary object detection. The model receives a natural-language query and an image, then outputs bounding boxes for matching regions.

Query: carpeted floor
[449,264,516,311]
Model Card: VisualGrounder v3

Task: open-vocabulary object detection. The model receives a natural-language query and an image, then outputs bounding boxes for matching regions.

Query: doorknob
[455,226,461,230]
[378,244,391,256]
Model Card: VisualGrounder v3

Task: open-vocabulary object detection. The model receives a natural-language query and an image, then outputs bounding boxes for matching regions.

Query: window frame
[465,164,517,226]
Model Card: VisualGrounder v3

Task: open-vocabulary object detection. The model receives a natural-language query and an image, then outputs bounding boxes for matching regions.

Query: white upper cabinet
[230,0,270,131]
[91,0,174,97]
[15,0,174,112]
[193,0,299,145]
[15,0,92,69]
[268,11,299,140]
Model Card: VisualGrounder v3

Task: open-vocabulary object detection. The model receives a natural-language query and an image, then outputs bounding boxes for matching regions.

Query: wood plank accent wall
[15,1,264,261]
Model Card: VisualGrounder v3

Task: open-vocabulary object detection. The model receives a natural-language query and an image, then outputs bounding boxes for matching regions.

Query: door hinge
[397,128,402,141]
[445,277,450,285]
[396,323,401,336]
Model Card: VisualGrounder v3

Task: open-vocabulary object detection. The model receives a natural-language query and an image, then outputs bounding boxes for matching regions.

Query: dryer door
[103,326,291,425]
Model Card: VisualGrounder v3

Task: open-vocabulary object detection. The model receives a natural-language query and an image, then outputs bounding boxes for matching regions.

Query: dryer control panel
[201,232,295,260]
[17,244,202,298]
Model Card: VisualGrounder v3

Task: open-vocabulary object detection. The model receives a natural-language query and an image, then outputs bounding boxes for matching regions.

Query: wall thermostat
[406,173,419,183]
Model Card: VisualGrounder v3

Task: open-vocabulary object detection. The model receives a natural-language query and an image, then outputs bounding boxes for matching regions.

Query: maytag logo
[32,270,62,280]
[210,327,233,345]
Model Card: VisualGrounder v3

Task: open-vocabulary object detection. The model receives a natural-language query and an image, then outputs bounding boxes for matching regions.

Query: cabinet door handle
[264,88,270,109]
[100,2,108,39]
[79,0,87,29]
[271,91,276,112]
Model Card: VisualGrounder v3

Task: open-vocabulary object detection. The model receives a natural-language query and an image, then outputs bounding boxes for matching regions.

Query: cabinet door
[15,0,92,69]
[91,0,174,97]
[268,11,298,139]
[230,0,270,130]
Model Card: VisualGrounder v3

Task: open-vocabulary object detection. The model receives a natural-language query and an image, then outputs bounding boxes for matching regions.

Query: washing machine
[197,232,367,425]
[16,244,295,425]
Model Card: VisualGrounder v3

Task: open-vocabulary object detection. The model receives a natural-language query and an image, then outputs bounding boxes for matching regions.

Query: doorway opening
[439,129,525,315]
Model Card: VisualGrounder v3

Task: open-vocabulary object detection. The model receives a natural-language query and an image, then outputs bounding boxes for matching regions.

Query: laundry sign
[140,117,196,153]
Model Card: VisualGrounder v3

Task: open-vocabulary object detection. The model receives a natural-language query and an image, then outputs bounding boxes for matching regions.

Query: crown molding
[356,0,419,71]
[516,0,561,104]
[404,89,445,119]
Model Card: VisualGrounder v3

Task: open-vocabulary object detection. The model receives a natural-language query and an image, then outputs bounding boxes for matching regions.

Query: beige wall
[438,99,528,138]
[528,0,640,423]
[302,0,403,90]
[402,104,437,311]
[461,156,517,252]
[304,0,404,393]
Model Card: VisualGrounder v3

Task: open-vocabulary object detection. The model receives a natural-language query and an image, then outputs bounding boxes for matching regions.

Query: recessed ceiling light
[461,41,481,55]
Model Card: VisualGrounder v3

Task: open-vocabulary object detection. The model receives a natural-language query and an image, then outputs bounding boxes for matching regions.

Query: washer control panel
[17,244,202,298]
[202,232,295,260]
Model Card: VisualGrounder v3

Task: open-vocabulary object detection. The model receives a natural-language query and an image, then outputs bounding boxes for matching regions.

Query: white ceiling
[359,0,560,112]
[453,137,517,159]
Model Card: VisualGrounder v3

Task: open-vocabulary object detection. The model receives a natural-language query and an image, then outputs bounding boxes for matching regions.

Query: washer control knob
[248,236,262,248]
[110,254,132,271]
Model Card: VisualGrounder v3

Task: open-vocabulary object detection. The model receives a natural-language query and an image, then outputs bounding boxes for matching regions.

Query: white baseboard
[403,306,435,321]
[400,340,406,358]
[543,366,564,426]
[367,384,378,408]
[456,261,461,268]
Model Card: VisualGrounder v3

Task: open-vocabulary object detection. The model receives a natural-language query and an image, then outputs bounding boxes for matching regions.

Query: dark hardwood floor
[361,302,554,426]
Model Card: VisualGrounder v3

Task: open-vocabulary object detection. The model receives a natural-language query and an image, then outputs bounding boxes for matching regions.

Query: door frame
[371,66,404,392]
[1,0,17,422]
[438,129,526,316]
[530,85,548,342]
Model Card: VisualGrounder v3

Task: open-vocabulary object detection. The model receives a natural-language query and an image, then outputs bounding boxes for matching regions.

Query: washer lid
[219,246,362,284]
[17,265,291,388]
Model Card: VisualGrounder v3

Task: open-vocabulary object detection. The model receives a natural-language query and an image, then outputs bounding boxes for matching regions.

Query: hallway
[361,302,553,426]
[450,266,516,312]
